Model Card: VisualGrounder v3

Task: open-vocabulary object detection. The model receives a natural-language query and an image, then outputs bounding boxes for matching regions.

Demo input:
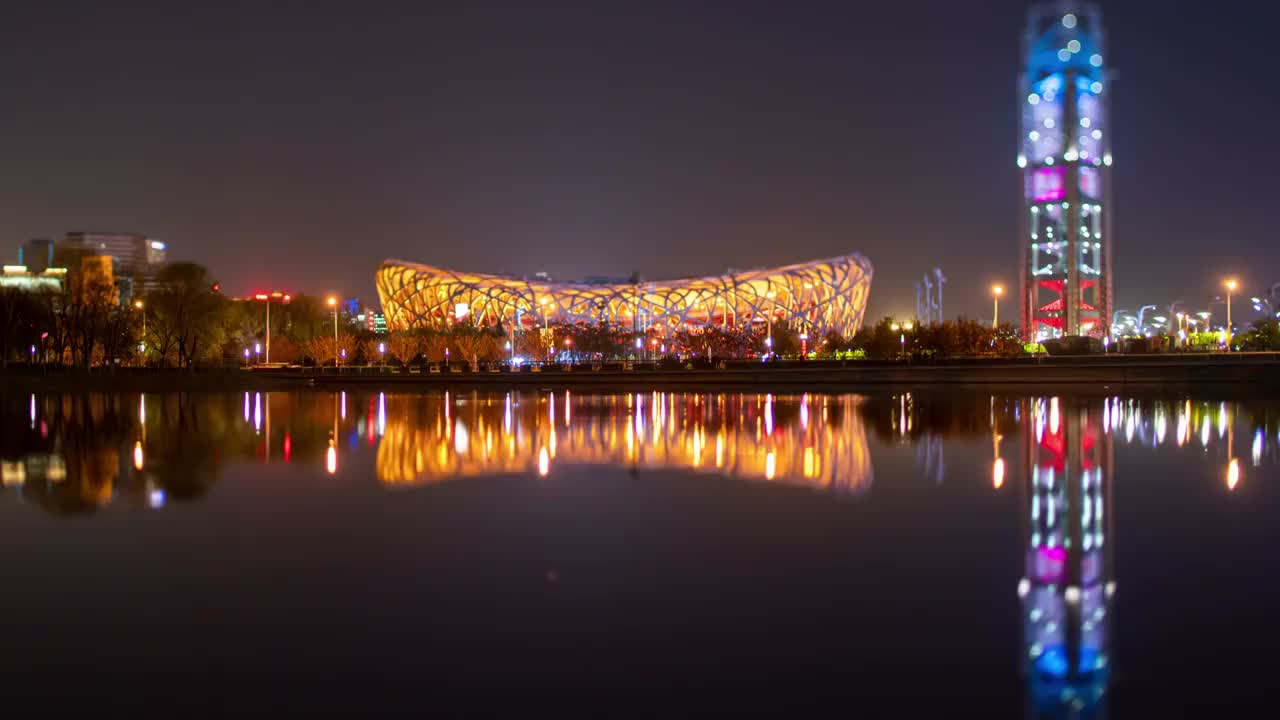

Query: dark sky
[2,0,1277,321]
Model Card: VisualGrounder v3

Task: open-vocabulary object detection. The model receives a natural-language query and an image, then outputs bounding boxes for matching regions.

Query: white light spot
[1090,81,1103,93]
[1028,93,1041,105]
[1058,49,1072,62]
[1090,54,1103,67]
[1080,117,1091,128]
[1017,155,1027,168]
[1029,130,1040,141]
[1068,39,1081,53]
[1063,14,1077,29]
[1092,129,1103,140]
[1044,117,1055,128]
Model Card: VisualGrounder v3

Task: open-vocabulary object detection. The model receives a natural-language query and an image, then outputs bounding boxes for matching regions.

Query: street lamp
[766,291,776,348]
[1224,279,1238,350]
[505,339,512,365]
[134,300,146,361]
[378,341,386,368]
[253,292,288,364]
[991,285,1004,328]
[254,342,262,364]
[892,323,911,359]
[539,296,551,329]
[327,296,341,366]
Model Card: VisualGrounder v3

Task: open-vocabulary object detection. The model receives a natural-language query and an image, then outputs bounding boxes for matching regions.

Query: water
[2,388,1278,713]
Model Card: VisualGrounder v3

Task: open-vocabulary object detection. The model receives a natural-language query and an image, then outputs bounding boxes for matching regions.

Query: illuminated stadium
[376,253,873,338]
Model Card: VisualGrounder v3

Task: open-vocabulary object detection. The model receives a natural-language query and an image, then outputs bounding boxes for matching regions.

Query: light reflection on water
[2,389,1279,713]
[374,392,872,492]
[2,390,1275,511]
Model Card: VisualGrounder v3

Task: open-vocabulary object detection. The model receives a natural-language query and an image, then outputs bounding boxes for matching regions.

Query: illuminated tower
[1018,3,1113,340]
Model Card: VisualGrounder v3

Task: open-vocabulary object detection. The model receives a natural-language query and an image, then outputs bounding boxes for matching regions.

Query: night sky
[2,0,1276,321]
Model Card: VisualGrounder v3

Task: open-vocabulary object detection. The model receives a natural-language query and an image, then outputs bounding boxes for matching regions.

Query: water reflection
[1019,397,1114,718]
[3,389,1277,512]
[376,392,872,492]
[4,388,1280,711]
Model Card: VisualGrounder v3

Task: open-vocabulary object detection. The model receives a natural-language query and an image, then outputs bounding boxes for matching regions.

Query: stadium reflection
[375,391,873,492]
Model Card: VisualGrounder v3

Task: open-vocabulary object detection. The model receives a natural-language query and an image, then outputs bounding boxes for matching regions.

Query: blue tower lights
[1019,4,1114,341]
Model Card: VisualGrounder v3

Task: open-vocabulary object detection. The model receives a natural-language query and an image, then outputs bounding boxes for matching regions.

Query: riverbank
[4,353,1280,393]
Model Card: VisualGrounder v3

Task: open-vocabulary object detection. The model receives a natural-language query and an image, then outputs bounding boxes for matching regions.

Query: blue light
[1034,645,1104,679]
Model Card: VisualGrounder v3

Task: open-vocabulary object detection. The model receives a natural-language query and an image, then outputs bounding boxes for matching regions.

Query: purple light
[1030,166,1066,202]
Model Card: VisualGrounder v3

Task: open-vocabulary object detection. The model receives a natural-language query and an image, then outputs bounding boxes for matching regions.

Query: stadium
[375,253,873,339]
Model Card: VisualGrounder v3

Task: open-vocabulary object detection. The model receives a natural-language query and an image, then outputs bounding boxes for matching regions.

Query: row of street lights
[984,279,1243,347]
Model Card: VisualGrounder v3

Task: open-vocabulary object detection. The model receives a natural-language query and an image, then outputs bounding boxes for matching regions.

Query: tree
[384,331,422,365]
[515,326,552,361]
[769,325,802,358]
[421,330,451,363]
[851,317,905,359]
[1240,319,1280,351]
[303,334,357,365]
[449,325,503,369]
[281,293,332,345]
[145,263,227,368]
[0,288,50,367]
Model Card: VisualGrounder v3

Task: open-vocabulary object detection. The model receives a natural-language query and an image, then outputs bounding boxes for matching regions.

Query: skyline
[3,0,1277,322]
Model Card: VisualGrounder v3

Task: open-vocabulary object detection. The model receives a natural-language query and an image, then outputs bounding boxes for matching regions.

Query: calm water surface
[2,388,1279,713]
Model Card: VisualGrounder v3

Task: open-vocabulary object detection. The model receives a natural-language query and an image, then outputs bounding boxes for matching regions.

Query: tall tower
[1018,3,1113,340]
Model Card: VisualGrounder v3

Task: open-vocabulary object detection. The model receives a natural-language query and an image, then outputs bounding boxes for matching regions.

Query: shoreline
[4,354,1280,393]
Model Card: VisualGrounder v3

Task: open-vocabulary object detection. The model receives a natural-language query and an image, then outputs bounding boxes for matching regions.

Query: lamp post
[378,341,386,368]
[327,296,339,366]
[134,300,146,362]
[1224,279,1238,350]
[766,290,776,349]
[505,340,513,365]
[564,337,572,364]
[991,285,1003,328]
[892,322,912,360]
[254,342,262,365]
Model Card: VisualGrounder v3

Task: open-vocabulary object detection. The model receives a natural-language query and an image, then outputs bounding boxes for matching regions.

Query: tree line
[0,262,377,369]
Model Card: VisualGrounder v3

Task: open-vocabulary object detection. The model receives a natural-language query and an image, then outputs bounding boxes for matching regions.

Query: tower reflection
[1018,397,1115,718]
[375,392,874,493]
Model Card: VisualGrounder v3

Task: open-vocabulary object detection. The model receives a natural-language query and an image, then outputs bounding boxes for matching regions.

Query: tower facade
[1018,3,1113,340]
